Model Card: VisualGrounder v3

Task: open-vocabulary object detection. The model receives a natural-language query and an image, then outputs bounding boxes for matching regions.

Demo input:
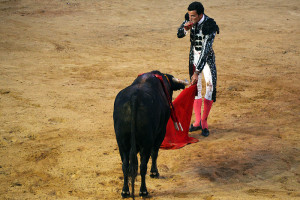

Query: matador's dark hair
[188,2,204,15]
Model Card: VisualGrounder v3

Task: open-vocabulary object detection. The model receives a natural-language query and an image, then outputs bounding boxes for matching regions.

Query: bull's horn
[172,77,189,86]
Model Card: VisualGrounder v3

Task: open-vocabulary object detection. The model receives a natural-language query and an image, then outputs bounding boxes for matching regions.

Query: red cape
[160,84,199,149]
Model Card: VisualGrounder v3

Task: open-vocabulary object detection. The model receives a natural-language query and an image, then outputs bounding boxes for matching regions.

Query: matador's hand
[184,21,194,31]
[191,72,198,85]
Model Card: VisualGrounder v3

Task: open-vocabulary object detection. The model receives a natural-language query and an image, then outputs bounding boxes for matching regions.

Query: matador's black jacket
[177,13,219,101]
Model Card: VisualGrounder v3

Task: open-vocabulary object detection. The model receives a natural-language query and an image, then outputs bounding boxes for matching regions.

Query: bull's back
[113,84,168,136]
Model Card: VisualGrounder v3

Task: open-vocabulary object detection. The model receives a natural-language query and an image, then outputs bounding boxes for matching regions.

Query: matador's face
[188,10,203,24]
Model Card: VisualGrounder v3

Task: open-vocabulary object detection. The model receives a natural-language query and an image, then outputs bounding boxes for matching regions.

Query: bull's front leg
[121,154,130,198]
[150,148,160,178]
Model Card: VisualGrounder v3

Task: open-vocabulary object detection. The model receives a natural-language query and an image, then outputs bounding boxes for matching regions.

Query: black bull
[113,71,186,198]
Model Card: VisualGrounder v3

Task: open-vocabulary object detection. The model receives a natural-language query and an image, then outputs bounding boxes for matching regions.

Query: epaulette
[202,18,220,35]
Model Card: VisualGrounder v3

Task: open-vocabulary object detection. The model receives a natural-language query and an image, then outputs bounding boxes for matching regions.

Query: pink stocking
[192,99,202,127]
[201,98,213,129]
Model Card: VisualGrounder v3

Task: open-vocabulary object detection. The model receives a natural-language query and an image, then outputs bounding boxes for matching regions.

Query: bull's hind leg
[150,130,165,179]
[121,152,130,198]
[150,148,160,178]
[139,152,150,197]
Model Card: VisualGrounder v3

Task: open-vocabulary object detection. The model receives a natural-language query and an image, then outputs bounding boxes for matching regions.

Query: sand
[0,0,299,199]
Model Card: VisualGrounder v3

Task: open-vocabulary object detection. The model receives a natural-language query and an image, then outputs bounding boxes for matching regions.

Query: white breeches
[194,51,214,100]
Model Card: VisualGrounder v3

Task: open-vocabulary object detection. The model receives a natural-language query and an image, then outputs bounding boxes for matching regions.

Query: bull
[113,70,188,198]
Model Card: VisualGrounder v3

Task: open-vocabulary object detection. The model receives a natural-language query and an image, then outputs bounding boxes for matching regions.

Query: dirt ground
[0,0,299,199]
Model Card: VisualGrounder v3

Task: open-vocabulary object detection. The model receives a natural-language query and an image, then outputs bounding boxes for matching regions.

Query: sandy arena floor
[0,0,299,199]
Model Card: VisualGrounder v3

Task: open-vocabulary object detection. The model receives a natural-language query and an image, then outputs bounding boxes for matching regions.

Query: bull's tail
[129,94,138,198]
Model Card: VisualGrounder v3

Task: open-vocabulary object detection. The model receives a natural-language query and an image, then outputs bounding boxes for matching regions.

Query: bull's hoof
[139,190,148,197]
[121,190,130,198]
[150,171,160,178]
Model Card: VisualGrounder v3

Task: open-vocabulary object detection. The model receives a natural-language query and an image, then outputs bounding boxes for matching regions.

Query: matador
[177,1,219,137]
